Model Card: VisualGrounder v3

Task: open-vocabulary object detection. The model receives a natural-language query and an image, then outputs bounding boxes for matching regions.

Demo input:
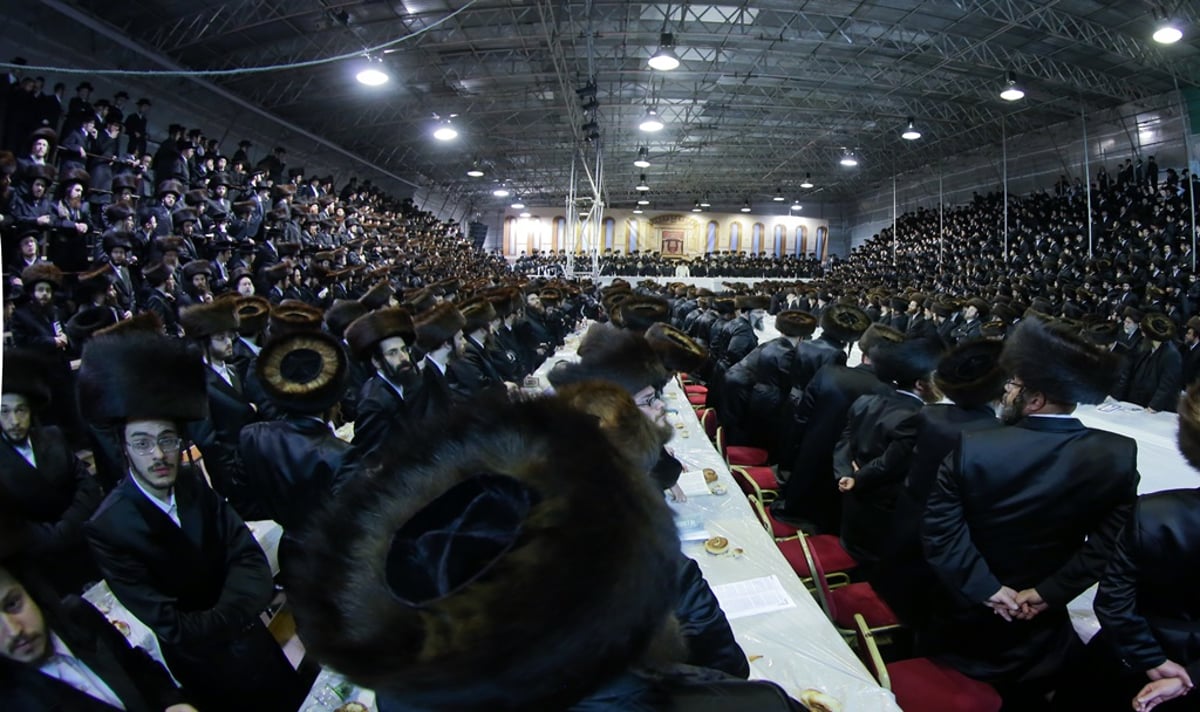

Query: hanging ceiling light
[800,173,814,189]
[466,161,485,178]
[839,149,859,167]
[355,56,389,86]
[519,211,532,218]
[692,202,702,212]
[740,200,752,213]
[999,72,1025,101]
[1153,18,1183,44]
[634,147,651,168]
[636,197,650,205]
[773,187,785,202]
[639,108,664,132]
[699,194,711,207]
[433,115,459,141]
[633,207,644,214]
[492,183,510,198]
[647,32,681,71]
[791,199,802,211]
[510,200,525,210]
[635,174,650,191]
[901,117,922,140]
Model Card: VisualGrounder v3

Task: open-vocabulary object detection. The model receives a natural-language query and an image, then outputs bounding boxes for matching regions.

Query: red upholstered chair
[687,391,708,406]
[774,533,856,588]
[683,384,708,395]
[697,408,719,442]
[747,493,799,538]
[715,427,769,467]
[730,465,779,500]
[806,534,898,636]
[854,614,1002,712]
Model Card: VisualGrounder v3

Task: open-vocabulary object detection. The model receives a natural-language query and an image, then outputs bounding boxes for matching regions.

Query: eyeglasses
[126,436,183,456]
[635,390,665,408]
[1004,378,1025,393]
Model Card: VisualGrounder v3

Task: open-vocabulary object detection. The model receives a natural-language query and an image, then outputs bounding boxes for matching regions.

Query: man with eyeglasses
[78,330,307,711]
[921,316,1140,709]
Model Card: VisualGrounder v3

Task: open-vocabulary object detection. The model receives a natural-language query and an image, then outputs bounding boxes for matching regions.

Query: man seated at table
[78,330,309,711]
[287,397,799,711]
[0,560,198,712]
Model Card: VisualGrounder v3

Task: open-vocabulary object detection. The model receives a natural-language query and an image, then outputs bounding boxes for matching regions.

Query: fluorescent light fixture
[901,117,921,140]
[636,197,650,205]
[740,201,752,213]
[639,109,664,132]
[800,173,814,188]
[635,174,650,191]
[355,56,389,86]
[492,184,510,197]
[1000,72,1024,101]
[634,147,651,168]
[790,200,802,211]
[632,207,644,214]
[648,33,681,71]
[510,201,525,209]
[1154,22,1183,44]
[466,167,484,177]
[773,188,785,202]
[840,150,859,167]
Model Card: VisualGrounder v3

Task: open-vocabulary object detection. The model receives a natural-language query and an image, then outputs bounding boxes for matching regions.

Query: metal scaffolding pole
[1002,114,1009,263]
[1081,103,1093,257]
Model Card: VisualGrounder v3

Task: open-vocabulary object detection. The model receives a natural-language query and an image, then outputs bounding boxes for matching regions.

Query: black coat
[1095,489,1200,680]
[493,325,530,379]
[1184,342,1200,388]
[921,416,1139,684]
[786,335,846,405]
[718,316,758,371]
[0,594,185,712]
[1116,341,1183,412]
[84,468,305,711]
[872,403,1001,626]
[674,554,749,677]
[0,426,102,594]
[187,366,259,507]
[351,374,413,454]
[721,337,793,452]
[834,390,924,564]
[450,335,507,399]
[238,416,350,533]
[780,363,890,532]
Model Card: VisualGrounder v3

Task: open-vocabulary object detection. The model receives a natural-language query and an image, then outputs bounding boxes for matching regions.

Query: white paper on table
[711,575,797,621]
[675,517,711,541]
[677,470,714,497]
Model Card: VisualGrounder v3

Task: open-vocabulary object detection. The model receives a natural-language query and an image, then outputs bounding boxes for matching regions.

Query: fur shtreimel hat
[345,307,415,361]
[66,307,118,346]
[359,280,395,311]
[324,299,369,339]
[181,259,211,280]
[1177,384,1200,469]
[872,337,944,387]
[713,296,736,316]
[256,330,347,415]
[21,263,62,291]
[235,296,270,337]
[459,297,497,335]
[78,331,207,426]
[483,287,522,320]
[2,350,51,410]
[934,339,1006,408]
[734,294,770,312]
[548,324,668,395]
[617,295,670,332]
[999,316,1118,405]
[1141,312,1177,342]
[414,303,466,352]
[553,380,673,481]
[643,322,707,375]
[775,310,818,338]
[268,301,323,337]
[180,300,238,339]
[820,303,871,344]
[286,398,678,710]
[93,311,163,338]
[402,288,436,315]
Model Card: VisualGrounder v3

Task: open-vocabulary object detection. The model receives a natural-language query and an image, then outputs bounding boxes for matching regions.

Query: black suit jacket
[450,336,507,399]
[239,416,350,533]
[1184,342,1200,388]
[922,416,1139,682]
[0,595,185,712]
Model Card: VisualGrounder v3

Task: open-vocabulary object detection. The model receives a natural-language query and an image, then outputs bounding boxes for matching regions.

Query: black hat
[181,259,211,280]
[285,398,678,708]
[141,261,171,287]
[872,337,944,387]
[2,350,51,410]
[820,303,871,343]
[643,322,707,374]
[66,307,118,346]
[78,331,208,426]
[358,280,395,311]
[111,174,139,192]
[256,330,347,415]
[235,296,270,336]
[1083,321,1119,347]
[414,303,466,352]
[999,316,1118,405]
[459,297,498,335]
[76,82,93,92]
[1141,312,1177,342]
[775,310,818,338]
[22,163,55,185]
[548,324,668,394]
[157,179,184,197]
[268,301,324,337]
[616,295,670,332]
[136,98,151,106]
[180,300,238,338]
[21,263,63,291]
[734,294,770,311]
[324,299,368,339]
[934,339,1007,408]
[345,307,416,360]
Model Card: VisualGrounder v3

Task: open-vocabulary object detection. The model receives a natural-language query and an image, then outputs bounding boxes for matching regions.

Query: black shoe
[768,500,819,535]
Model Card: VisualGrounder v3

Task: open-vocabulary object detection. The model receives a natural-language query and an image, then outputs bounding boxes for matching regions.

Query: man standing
[344,306,421,456]
[79,330,307,711]
[1114,312,1183,413]
[922,317,1138,708]
[413,302,467,419]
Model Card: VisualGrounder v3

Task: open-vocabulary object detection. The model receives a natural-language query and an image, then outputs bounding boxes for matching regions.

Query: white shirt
[209,360,234,388]
[425,355,449,376]
[38,634,126,710]
[9,438,37,468]
[379,373,405,400]
[239,336,262,356]
[129,473,180,527]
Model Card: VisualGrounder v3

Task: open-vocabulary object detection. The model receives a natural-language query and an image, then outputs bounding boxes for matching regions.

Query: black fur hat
[999,316,1118,405]
[2,350,51,410]
[180,260,211,280]
[268,301,323,337]
[21,263,63,291]
[934,339,1006,408]
[713,296,736,316]
[616,295,670,332]
[94,311,164,338]
[643,322,707,374]
[66,307,118,346]
[141,261,171,287]
[78,331,207,426]
[256,330,347,414]
[459,297,497,335]
[775,310,818,338]
[358,280,395,311]
[180,300,238,339]
[1177,384,1200,469]
[414,303,466,352]
[821,303,871,343]
[324,299,368,339]
[345,307,415,361]
[1141,312,1177,342]
[873,337,944,387]
[286,398,678,709]
[734,294,770,312]
[235,296,270,336]
[548,324,669,394]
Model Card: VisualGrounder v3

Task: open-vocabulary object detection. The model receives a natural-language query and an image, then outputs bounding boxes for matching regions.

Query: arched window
[815,226,829,260]
[553,217,567,253]
[729,222,742,252]
[706,221,718,253]
[627,218,639,254]
[503,217,517,255]
[751,223,764,254]
[773,225,784,257]
[794,226,808,256]
[603,217,615,251]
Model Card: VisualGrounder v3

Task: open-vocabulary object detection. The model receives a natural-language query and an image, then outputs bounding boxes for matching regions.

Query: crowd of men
[3,65,1200,712]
